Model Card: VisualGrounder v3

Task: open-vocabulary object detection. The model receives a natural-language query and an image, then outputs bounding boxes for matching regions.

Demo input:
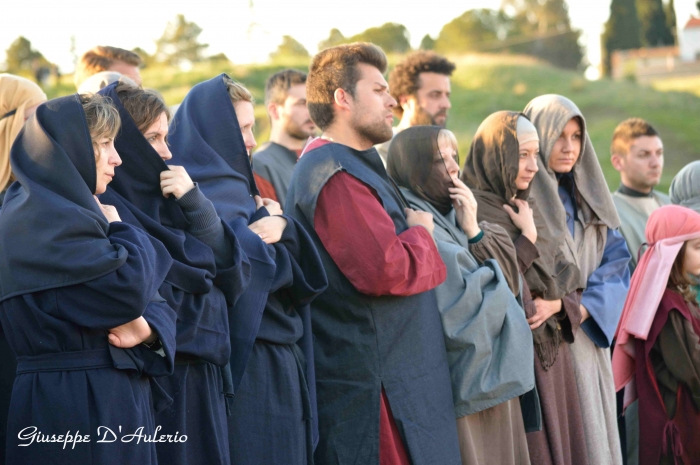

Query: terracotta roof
[685,16,700,29]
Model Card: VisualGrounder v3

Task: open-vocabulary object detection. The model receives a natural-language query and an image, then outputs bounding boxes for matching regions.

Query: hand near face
[248,216,288,244]
[94,196,121,223]
[254,195,283,216]
[108,316,156,348]
[448,177,480,238]
[160,166,195,199]
[503,199,537,244]
[529,298,562,330]
[405,208,435,237]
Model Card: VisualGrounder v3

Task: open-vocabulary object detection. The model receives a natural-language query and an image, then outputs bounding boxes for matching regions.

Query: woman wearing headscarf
[613,205,700,465]
[387,126,535,465]
[670,161,700,214]
[461,111,589,465]
[0,74,47,203]
[97,81,250,465]
[0,93,177,465]
[0,73,47,463]
[168,74,327,465]
[524,95,631,465]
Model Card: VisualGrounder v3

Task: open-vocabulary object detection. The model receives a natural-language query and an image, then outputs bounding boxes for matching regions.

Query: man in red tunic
[285,42,461,465]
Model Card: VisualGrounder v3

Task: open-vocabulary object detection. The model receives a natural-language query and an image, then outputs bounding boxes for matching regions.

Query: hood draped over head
[523,94,620,234]
[613,205,700,402]
[168,73,259,223]
[0,94,129,300]
[387,125,454,215]
[0,74,47,192]
[670,161,700,213]
[461,111,581,370]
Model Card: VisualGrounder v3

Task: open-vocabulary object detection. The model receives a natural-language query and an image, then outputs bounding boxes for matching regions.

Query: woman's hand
[528,298,562,330]
[448,177,480,239]
[254,195,283,216]
[108,317,156,348]
[249,216,288,244]
[160,166,195,199]
[579,304,590,323]
[94,196,121,223]
[503,199,537,244]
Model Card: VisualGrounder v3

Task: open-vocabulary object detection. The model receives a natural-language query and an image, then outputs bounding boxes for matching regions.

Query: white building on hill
[680,16,700,62]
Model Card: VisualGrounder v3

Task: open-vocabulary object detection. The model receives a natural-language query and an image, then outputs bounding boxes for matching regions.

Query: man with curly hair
[376,51,455,163]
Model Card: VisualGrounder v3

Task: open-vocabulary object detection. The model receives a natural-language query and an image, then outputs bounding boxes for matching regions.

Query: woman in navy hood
[0,93,177,465]
[169,74,327,465]
[98,80,251,465]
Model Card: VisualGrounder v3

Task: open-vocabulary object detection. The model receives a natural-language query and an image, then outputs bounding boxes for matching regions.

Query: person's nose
[442,95,451,109]
[386,94,397,109]
[110,148,122,166]
[160,144,173,161]
[528,156,539,173]
[446,156,459,176]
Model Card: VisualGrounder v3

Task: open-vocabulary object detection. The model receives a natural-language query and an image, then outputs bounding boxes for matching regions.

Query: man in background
[252,69,315,205]
[611,118,669,273]
[376,51,455,163]
[74,46,142,89]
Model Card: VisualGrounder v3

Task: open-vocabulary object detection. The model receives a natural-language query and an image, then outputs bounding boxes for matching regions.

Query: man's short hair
[611,118,660,156]
[388,51,455,118]
[265,69,307,106]
[307,42,387,131]
[74,46,142,88]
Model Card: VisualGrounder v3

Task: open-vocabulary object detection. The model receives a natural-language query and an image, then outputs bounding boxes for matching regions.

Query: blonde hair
[438,128,459,163]
[222,75,254,107]
[79,93,121,155]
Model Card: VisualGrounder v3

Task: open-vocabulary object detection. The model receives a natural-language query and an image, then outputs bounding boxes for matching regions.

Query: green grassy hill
[48,54,700,192]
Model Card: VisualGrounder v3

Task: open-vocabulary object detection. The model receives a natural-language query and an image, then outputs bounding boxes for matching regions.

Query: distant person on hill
[611,118,669,274]
[74,46,142,89]
[375,51,455,164]
[252,69,316,206]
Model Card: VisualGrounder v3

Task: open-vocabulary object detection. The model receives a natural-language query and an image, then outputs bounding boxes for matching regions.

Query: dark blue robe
[0,95,177,465]
[97,83,250,465]
[169,75,327,465]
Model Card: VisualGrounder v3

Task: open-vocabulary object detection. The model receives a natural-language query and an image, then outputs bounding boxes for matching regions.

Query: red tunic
[314,162,446,465]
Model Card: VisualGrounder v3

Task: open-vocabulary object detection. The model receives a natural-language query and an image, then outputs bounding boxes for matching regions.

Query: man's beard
[284,118,315,141]
[410,106,448,128]
[352,112,393,146]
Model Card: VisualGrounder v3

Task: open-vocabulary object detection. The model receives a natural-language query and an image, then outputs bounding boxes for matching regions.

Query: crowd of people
[0,42,698,465]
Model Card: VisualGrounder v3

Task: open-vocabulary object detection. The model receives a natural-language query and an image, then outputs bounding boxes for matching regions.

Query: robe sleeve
[580,228,631,348]
[468,221,520,295]
[655,310,700,412]
[314,171,446,297]
[54,222,173,331]
[513,234,539,275]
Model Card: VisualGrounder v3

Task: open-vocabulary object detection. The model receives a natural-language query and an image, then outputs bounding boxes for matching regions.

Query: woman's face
[515,139,539,190]
[94,137,122,195]
[548,117,582,173]
[143,112,172,161]
[682,237,700,279]
[435,137,460,181]
[234,101,257,157]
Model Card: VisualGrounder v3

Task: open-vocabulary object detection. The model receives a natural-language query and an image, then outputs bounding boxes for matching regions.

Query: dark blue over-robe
[169,75,327,465]
[97,83,250,465]
[0,95,177,465]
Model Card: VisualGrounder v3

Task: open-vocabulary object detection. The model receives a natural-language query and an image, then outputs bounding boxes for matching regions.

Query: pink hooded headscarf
[612,205,700,407]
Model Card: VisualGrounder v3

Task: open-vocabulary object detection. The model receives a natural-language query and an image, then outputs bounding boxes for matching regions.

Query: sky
[1,0,696,79]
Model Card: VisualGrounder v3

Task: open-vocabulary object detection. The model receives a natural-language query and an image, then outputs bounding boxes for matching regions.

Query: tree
[665,0,677,45]
[131,47,156,67]
[155,14,208,66]
[270,36,309,62]
[5,36,49,73]
[318,28,346,51]
[636,0,674,47]
[504,0,584,69]
[434,9,509,53]
[419,34,435,50]
[601,0,642,76]
[348,23,411,54]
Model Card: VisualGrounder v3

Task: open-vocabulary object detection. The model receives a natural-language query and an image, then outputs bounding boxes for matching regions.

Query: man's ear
[611,152,625,172]
[333,88,352,112]
[399,95,413,112]
[267,102,280,121]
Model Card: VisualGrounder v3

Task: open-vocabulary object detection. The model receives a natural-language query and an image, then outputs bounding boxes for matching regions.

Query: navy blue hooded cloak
[168,75,327,465]
[0,95,177,465]
[97,82,251,465]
